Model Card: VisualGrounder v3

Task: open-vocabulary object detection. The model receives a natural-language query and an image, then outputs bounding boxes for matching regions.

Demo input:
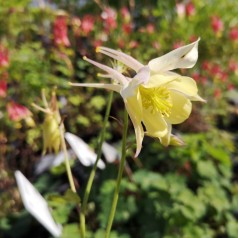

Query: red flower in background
[0,80,7,98]
[81,15,95,35]
[101,7,117,32]
[201,60,211,71]
[211,16,223,34]
[122,23,133,34]
[53,15,70,47]
[7,101,31,121]
[185,2,195,17]
[173,41,185,49]
[214,88,221,98]
[0,45,9,67]
[229,26,238,42]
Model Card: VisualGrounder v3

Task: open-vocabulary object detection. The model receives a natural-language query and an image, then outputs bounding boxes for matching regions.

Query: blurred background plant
[0,0,238,237]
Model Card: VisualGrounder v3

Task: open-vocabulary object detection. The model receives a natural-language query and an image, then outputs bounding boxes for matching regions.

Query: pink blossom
[101,7,117,32]
[189,35,198,42]
[191,72,200,81]
[152,41,160,50]
[227,84,235,90]
[0,80,7,97]
[0,45,9,67]
[200,76,208,85]
[220,71,228,82]
[201,60,211,71]
[7,101,31,121]
[214,88,221,98]
[118,38,125,48]
[229,26,238,41]
[228,59,238,72]
[146,23,155,34]
[185,2,195,17]
[81,15,95,35]
[173,41,185,49]
[93,39,103,48]
[120,7,131,22]
[53,15,70,47]
[211,16,223,34]
[176,3,186,18]
[129,40,139,48]
[71,17,81,36]
[210,63,222,76]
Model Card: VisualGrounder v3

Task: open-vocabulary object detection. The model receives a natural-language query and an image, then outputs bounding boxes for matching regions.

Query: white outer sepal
[15,171,62,237]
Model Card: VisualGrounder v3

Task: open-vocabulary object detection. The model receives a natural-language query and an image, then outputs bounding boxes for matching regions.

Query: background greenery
[0,0,238,237]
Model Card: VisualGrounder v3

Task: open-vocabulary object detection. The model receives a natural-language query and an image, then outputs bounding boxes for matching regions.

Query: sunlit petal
[83,56,128,85]
[124,90,144,157]
[167,76,198,97]
[144,74,180,88]
[148,38,200,73]
[159,123,172,146]
[121,66,150,98]
[96,47,144,72]
[143,109,168,137]
[165,91,192,124]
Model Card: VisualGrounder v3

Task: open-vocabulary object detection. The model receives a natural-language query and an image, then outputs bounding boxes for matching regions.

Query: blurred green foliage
[0,0,238,237]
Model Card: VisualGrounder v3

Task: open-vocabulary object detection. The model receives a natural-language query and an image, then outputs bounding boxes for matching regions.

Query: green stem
[80,91,114,238]
[59,123,77,193]
[105,109,128,238]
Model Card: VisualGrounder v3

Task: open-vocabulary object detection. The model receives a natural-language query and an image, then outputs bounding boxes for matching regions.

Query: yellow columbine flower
[70,39,205,157]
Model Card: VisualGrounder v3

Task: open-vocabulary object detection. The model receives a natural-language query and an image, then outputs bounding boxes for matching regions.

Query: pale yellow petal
[124,90,144,157]
[166,76,198,97]
[159,123,172,146]
[143,109,168,137]
[165,91,192,124]
[144,74,180,88]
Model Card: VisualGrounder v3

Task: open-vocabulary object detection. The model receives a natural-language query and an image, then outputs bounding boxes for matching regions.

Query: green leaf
[61,223,81,238]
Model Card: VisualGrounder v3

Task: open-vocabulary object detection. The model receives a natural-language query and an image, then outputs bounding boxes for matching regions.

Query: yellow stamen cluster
[140,86,172,116]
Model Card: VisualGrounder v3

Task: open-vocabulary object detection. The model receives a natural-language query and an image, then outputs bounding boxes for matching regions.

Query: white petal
[148,38,200,73]
[15,171,62,237]
[102,142,119,163]
[97,47,144,72]
[83,56,128,85]
[65,132,105,169]
[133,66,150,85]
[69,82,121,93]
[120,66,150,98]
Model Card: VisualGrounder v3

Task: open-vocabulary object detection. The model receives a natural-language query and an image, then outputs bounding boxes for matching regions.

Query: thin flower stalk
[105,109,128,238]
[80,91,114,238]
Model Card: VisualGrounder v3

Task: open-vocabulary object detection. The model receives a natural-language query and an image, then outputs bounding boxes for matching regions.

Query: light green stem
[80,91,114,238]
[59,123,76,193]
[105,109,128,238]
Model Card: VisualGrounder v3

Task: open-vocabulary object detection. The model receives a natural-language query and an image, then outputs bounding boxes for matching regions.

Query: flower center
[139,86,172,116]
